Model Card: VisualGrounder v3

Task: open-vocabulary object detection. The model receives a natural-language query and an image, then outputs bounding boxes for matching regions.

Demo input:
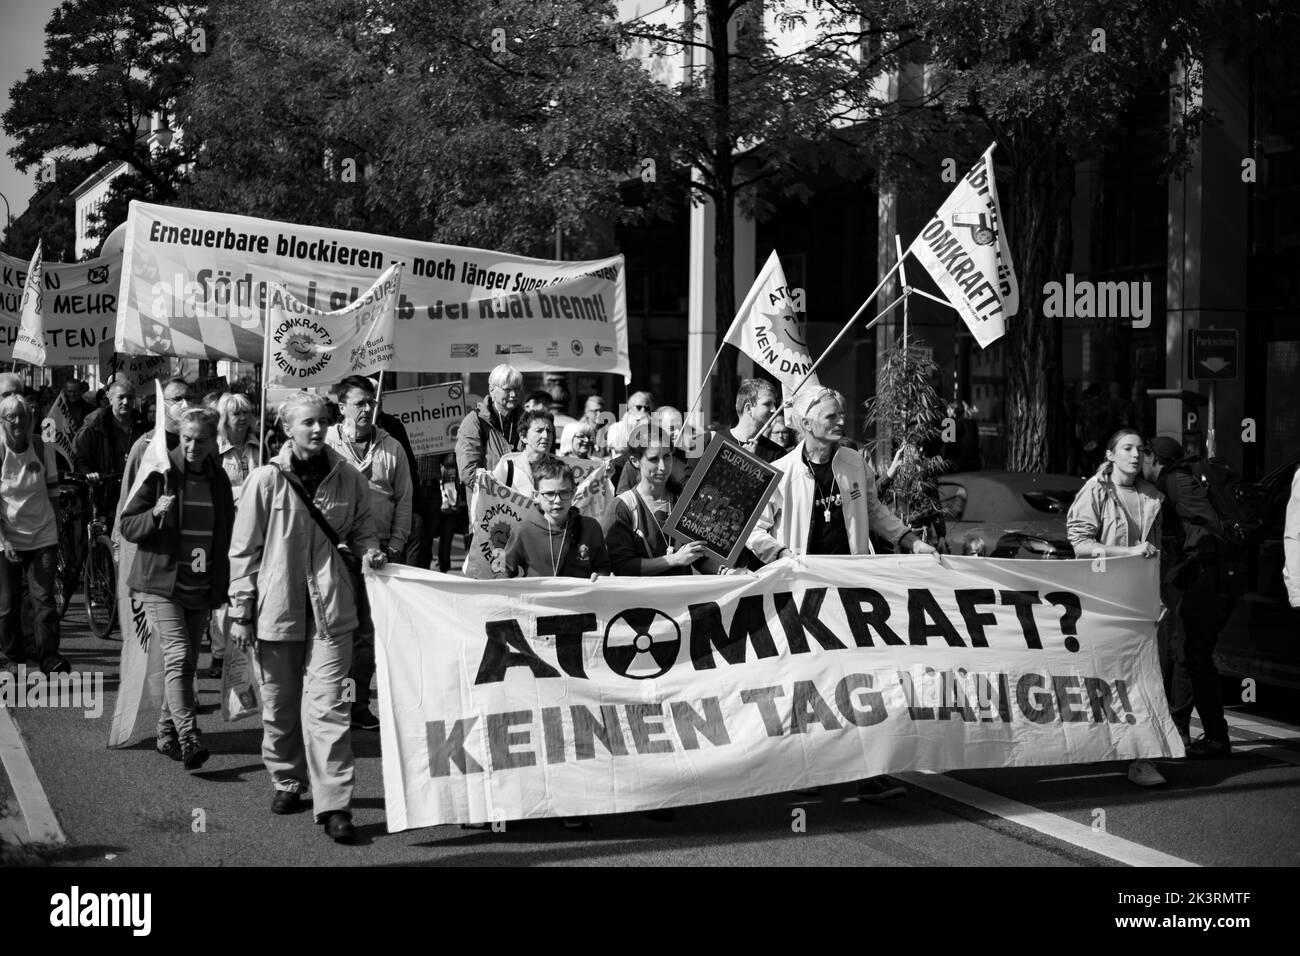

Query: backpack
[1185,458,1267,550]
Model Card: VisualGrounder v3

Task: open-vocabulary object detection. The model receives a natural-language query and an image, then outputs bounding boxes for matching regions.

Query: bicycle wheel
[53,523,78,620]
[84,535,118,640]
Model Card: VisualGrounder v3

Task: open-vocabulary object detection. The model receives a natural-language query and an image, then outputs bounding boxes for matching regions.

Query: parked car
[934,471,1085,559]
[1214,454,1300,690]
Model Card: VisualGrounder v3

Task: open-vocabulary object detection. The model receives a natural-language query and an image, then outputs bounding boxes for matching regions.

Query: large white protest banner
[265,262,402,387]
[0,248,120,364]
[369,554,1179,829]
[462,464,611,579]
[114,201,629,379]
[722,250,819,398]
[382,381,466,457]
[908,143,1019,348]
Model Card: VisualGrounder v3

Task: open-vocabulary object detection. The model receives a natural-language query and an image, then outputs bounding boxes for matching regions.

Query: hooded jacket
[455,396,521,485]
[119,444,235,607]
[503,504,610,578]
[1066,468,1163,551]
[747,441,909,562]
[228,444,379,641]
[325,423,413,553]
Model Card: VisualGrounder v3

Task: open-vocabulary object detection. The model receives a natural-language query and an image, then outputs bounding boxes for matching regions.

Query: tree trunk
[1002,137,1073,473]
[708,0,737,423]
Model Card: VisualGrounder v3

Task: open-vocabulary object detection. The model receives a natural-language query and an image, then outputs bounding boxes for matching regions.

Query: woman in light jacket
[208,392,261,679]
[227,392,384,844]
[1066,428,1166,788]
[120,408,234,770]
[492,409,555,496]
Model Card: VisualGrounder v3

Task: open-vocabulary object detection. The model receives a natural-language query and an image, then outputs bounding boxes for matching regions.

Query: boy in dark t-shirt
[503,456,610,580]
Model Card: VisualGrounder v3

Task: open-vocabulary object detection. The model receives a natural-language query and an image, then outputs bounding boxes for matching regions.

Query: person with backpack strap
[1143,436,1241,759]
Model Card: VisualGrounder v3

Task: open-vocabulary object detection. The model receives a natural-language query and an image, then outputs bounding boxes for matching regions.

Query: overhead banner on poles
[114,201,629,379]
[369,555,1181,830]
[0,248,120,365]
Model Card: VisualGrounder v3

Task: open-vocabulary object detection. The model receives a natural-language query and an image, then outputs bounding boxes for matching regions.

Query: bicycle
[56,472,121,640]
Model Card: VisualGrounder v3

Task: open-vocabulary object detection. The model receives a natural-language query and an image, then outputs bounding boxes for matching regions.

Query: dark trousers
[348,567,375,716]
[436,509,466,574]
[0,547,60,669]
[1173,564,1237,743]
[405,495,438,571]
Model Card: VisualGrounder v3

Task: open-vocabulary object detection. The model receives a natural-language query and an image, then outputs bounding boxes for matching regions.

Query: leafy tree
[864,335,947,533]
[2,0,206,247]
[844,0,1300,471]
[622,0,908,412]
[0,157,97,260]
[179,0,677,257]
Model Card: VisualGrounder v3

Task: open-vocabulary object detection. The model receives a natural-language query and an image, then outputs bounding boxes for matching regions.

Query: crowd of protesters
[0,361,1296,845]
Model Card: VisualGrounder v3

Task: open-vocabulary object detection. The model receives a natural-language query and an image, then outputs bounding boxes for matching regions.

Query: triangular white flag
[907,144,1019,348]
[13,240,47,366]
[722,251,820,399]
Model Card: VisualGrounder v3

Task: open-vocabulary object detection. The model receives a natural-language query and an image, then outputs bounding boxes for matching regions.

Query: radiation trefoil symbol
[603,608,681,680]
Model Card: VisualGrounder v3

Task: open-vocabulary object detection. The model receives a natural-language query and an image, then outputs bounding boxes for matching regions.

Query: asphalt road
[5,604,1298,868]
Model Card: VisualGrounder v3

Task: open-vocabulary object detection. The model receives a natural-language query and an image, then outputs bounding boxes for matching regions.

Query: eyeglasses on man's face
[536,489,573,501]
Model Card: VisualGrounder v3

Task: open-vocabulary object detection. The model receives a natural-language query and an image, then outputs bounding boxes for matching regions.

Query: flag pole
[679,344,726,446]
[895,234,909,347]
[259,289,272,467]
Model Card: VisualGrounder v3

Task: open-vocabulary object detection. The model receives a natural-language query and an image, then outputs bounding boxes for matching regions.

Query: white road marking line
[897,771,1199,868]
[1224,712,1297,741]
[0,707,66,844]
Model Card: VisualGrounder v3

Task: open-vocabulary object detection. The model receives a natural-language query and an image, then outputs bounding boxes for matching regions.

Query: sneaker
[561,817,592,831]
[1186,735,1232,759]
[351,710,380,731]
[1127,760,1165,786]
[156,737,181,761]
[181,741,210,770]
[857,776,906,801]
[271,791,304,815]
[207,658,224,680]
[321,811,356,843]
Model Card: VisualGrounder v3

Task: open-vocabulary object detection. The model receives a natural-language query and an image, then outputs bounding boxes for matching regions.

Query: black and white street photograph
[0,0,1297,927]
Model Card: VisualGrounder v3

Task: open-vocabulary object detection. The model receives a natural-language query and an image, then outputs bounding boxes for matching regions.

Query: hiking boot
[157,737,181,761]
[1186,735,1232,759]
[181,741,210,770]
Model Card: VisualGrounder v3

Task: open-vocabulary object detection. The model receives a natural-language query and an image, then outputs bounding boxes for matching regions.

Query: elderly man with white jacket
[747,385,936,802]
[748,387,937,562]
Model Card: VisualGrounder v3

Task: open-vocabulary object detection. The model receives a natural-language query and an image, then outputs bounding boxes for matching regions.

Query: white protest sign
[114,201,629,379]
[265,262,402,387]
[0,248,120,364]
[369,555,1180,829]
[381,382,466,457]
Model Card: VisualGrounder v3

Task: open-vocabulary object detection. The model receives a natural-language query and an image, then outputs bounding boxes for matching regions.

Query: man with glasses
[748,386,937,801]
[326,375,413,732]
[118,378,196,531]
[76,377,147,530]
[455,364,524,484]
[606,390,655,456]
